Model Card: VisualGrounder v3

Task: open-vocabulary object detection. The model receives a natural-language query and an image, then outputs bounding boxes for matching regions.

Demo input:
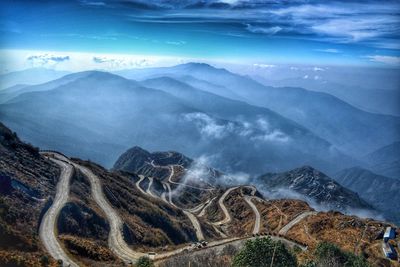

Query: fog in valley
[1,63,398,223]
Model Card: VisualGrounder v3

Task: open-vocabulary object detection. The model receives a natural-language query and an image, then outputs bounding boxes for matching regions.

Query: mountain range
[0,67,70,90]
[1,64,399,220]
[335,167,400,224]
[116,63,400,158]
[256,75,400,117]
[253,166,374,214]
[0,68,356,175]
[1,122,397,266]
[363,141,400,180]
[1,64,398,178]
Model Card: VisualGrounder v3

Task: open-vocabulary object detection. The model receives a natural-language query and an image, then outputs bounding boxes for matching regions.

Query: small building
[382,242,396,259]
[384,227,396,242]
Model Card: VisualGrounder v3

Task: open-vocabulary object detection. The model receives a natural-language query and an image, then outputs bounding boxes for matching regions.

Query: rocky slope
[335,167,400,224]
[285,211,399,266]
[363,141,400,180]
[0,70,354,175]
[254,166,374,213]
[0,122,60,266]
[1,123,399,266]
[117,63,400,158]
[113,146,193,180]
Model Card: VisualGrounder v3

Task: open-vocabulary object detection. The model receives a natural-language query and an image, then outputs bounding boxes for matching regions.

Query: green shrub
[308,242,369,267]
[232,237,298,267]
[39,255,49,266]
[136,256,154,267]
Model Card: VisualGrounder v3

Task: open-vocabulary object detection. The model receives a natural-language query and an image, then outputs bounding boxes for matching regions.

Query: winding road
[183,210,205,241]
[135,175,147,195]
[39,151,308,265]
[73,163,147,263]
[198,197,217,217]
[278,211,318,235]
[150,161,214,191]
[148,162,207,241]
[39,156,79,267]
[146,177,156,197]
[243,196,261,234]
[214,187,239,226]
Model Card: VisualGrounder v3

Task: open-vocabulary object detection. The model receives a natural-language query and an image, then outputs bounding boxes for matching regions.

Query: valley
[2,129,394,266]
[1,1,400,266]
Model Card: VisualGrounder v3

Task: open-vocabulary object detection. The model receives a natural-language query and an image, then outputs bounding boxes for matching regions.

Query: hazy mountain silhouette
[363,141,400,179]
[117,63,400,158]
[0,68,70,89]
[255,166,374,214]
[0,71,352,174]
[335,167,400,224]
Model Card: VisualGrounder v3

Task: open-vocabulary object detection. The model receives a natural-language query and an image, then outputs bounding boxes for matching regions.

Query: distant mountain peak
[125,146,151,155]
[176,62,229,73]
[256,166,374,212]
[295,165,316,172]
[180,62,214,68]
[80,70,125,80]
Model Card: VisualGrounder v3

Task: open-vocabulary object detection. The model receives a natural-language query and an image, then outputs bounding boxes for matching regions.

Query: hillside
[363,142,400,179]
[0,71,351,175]
[0,122,60,266]
[335,167,400,224]
[0,68,70,90]
[254,166,374,213]
[113,145,399,266]
[0,123,399,266]
[117,63,400,159]
[255,75,400,116]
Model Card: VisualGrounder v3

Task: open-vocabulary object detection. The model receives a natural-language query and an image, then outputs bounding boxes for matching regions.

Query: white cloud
[183,112,233,139]
[0,49,200,73]
[26,53,70,67]
[253,63,276,68]
[183,155,213,183]
[269,2,400,47]
[313,67,324,71]
[220,172,250,185]
[316,48,340,53]
[303,74,309,79]
[311,16,399,43]
[251,130,289,143]
[246,24,282,35]
[251,118,290,143]
[183,113,290,143]
[92,56,151,68]
[366,55,400,65]
[166,40,186,46]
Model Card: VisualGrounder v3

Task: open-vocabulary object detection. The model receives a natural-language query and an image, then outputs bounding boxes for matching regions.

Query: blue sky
[1,0,400,71]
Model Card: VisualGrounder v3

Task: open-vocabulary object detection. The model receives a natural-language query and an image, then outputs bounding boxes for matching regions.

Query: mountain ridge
[117,63,400,158]
[0,122,398,266]
[334,166,400,224]
[254,165,375,213]
[0,70,353,175]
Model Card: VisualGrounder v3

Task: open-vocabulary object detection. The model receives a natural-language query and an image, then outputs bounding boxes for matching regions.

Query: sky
[0,0,400,72]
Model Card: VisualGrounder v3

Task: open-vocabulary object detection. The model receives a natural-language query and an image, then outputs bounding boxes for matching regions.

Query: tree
[232,237,298,267]
[136,256,154,267]
[313,242,369,267]
[39,255,49,267]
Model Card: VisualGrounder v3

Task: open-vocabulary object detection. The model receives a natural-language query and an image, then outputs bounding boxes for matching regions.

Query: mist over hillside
[2,64,397,230]
[246,65,400,116]
[0,69,355,176]
[1,64,399,178]
[0,68,70,90]
[1,0,400,265]
[116,63,400,157]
